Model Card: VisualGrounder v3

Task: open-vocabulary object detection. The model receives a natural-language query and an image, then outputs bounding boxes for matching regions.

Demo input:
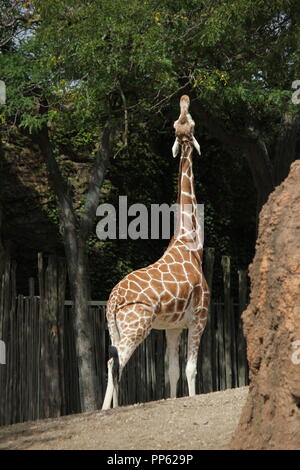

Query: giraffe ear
[192,136,201,155]
[172,138,180,158]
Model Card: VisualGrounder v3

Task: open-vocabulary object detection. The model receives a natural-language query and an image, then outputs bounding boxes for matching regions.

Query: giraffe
[102,95,210,410]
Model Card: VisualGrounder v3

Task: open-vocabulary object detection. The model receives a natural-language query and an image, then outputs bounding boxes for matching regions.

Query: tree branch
[34,126,72,203]
[33,125,79,284]
[79,125,115,239]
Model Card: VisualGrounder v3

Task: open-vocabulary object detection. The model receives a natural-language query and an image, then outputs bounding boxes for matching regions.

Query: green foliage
[1,0,300,297]
[189,0,300,129]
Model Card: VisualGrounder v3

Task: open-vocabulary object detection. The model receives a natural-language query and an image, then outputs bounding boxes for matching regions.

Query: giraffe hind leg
[109,345,120,384]
[110,346,119,408]
[186,320,206,396]
[103,304,156,409]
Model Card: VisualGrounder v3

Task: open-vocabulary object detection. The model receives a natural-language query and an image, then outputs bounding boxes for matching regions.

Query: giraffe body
[102,96,210,410]
[108,244,207,328]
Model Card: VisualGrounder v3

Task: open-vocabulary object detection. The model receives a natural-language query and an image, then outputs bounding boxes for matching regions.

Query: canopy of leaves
[1,0,299,297]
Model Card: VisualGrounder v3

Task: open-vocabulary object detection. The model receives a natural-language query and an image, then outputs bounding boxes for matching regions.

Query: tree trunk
[34,122,114,412]
[0,203,5,278]
[0,140,6,277]
[243,138,274,216]
[69,240,99,412]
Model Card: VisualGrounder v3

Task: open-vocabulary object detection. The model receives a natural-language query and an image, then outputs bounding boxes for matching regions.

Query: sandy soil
[0,386,248,450]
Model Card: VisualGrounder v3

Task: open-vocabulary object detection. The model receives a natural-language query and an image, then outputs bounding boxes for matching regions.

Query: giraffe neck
[174,142,203,257]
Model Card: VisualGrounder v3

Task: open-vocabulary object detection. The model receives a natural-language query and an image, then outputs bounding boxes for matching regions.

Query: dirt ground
[0,386,248,450]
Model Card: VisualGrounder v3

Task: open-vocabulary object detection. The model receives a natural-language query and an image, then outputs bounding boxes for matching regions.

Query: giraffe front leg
[186,353,197,396]
[165,328,183,398]
[186,321,205,396]
[113,381,119,408]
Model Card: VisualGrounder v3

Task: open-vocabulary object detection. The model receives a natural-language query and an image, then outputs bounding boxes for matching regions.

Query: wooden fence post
[200,247,215,392]
[38,253,66,419]
[216,300,226,390]
[221,255,234,389]
[237,269,249,386]
[0,251,250,426]
[0,256,17,425]
[28,277,35,297]
[91,304,106,408]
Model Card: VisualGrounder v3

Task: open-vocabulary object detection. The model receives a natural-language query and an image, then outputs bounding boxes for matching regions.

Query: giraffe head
[172,95,201,158]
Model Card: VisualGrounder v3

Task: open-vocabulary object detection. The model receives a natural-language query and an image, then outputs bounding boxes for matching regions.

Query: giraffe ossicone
[102,95,210,410]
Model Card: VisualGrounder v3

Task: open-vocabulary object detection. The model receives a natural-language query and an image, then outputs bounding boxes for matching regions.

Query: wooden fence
[0,250,249,426]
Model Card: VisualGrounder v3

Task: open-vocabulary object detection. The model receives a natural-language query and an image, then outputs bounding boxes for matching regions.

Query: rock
[231,160,300,450]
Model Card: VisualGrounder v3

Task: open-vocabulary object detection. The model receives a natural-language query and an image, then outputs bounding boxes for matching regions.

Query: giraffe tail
[109,345,120,384]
